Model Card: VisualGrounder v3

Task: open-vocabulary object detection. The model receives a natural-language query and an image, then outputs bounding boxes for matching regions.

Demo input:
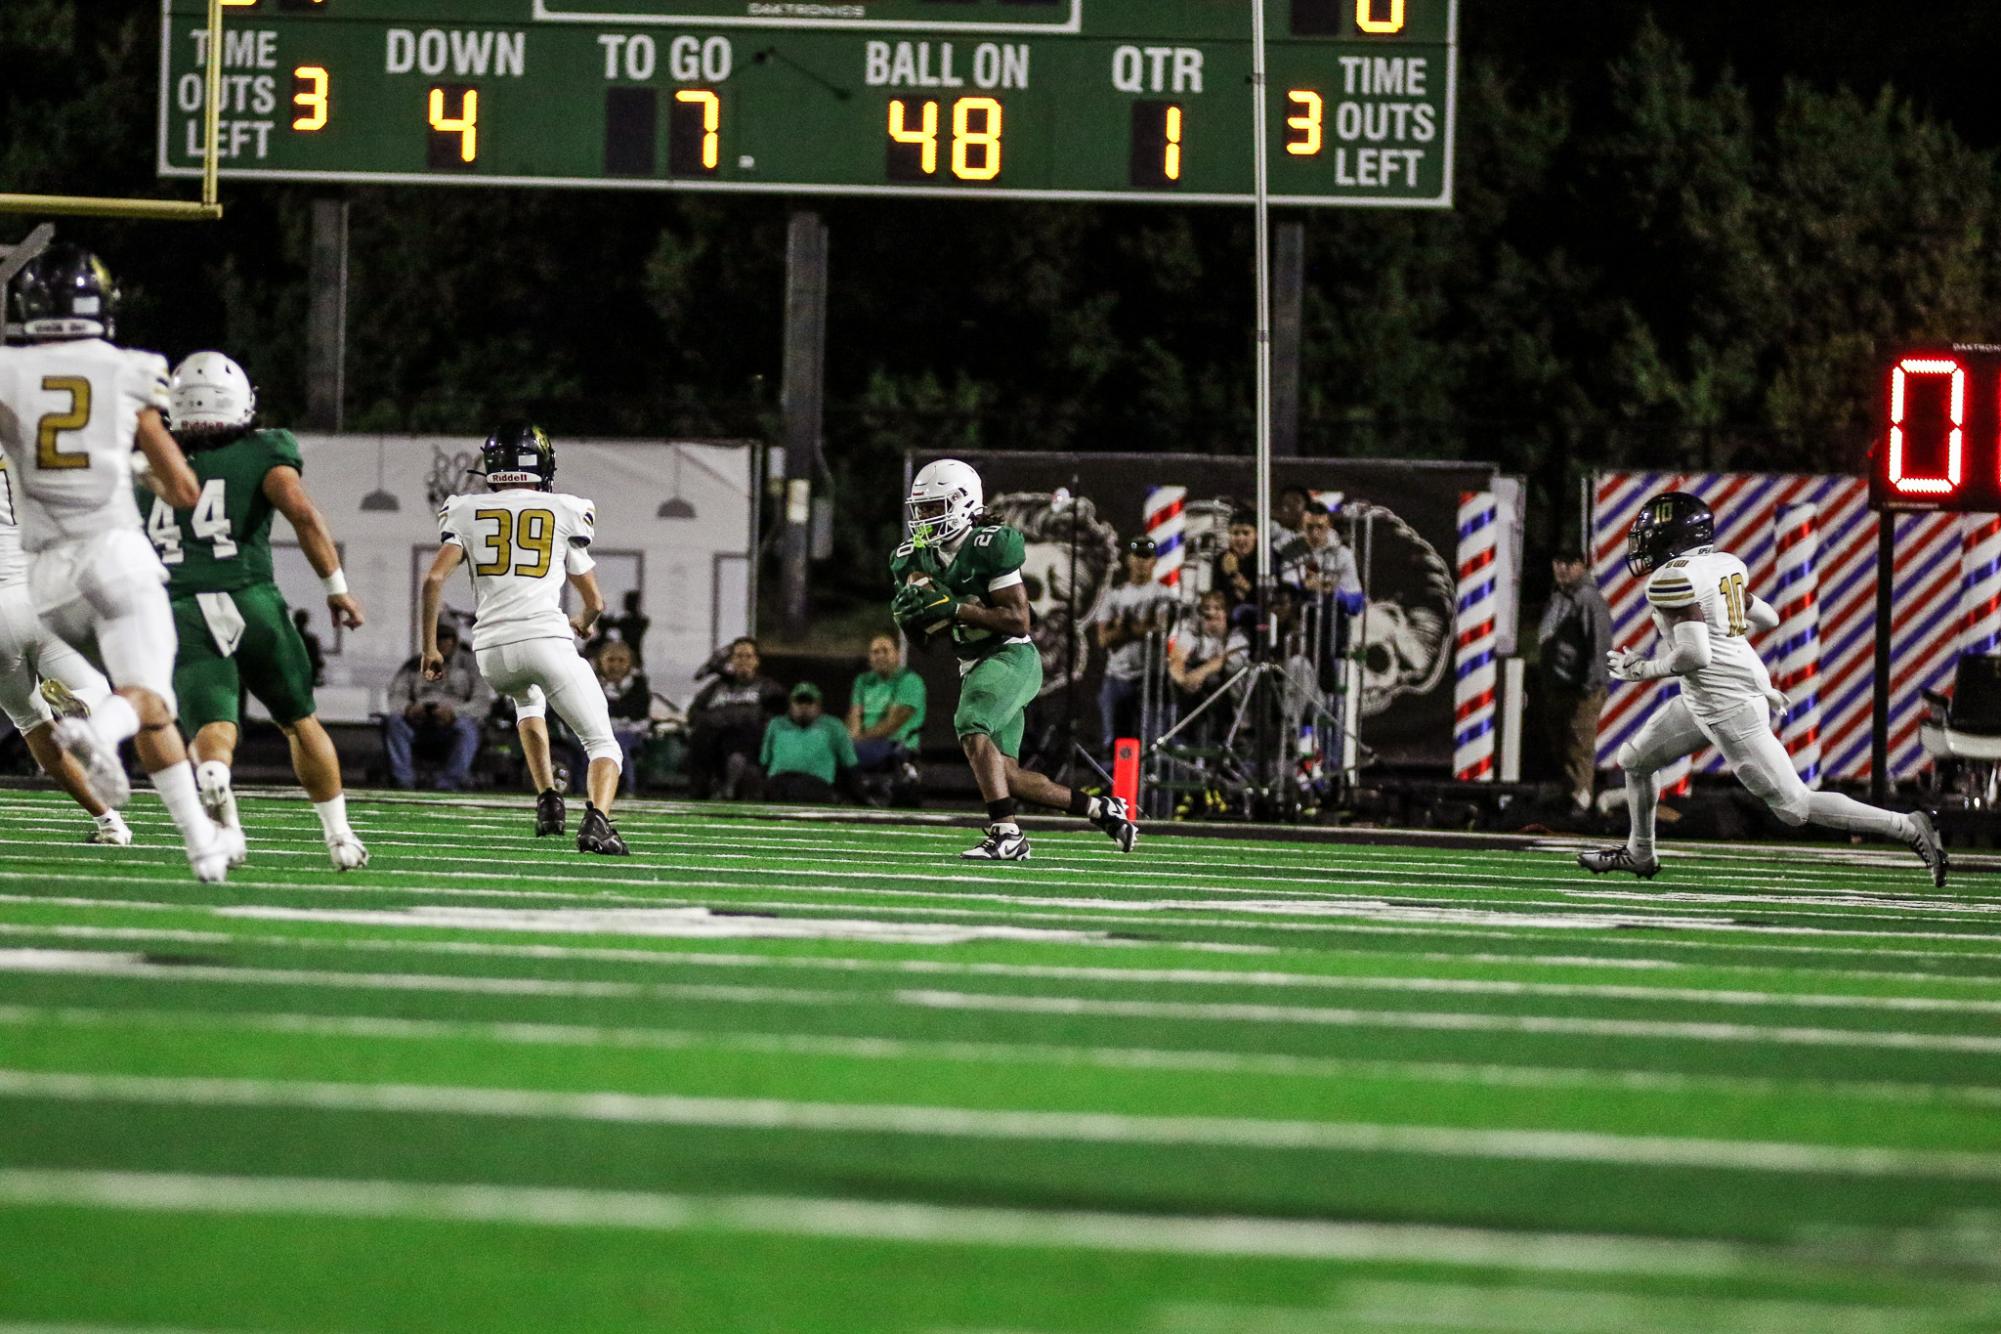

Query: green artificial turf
[0,789,1996,1332]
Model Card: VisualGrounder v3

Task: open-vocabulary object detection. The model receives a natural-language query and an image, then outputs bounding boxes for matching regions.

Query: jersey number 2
[35,377,91,471]
[1718,573,1748,636]
[473,508,555,578]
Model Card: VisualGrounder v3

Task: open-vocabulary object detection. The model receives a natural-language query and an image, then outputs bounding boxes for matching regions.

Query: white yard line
[0,1168,1755,1276]
[2,949,1999,1055]
[2,1070,1998,1178]
[5,1003,1996,1110]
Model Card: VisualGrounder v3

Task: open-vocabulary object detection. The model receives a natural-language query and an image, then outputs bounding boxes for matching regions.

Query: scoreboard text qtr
[160,0,1459,206]
[1872,345,2001,515]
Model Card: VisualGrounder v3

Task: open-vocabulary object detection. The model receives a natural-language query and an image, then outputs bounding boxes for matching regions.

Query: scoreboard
[156,0,1458,206]
[1872,344,2001,514]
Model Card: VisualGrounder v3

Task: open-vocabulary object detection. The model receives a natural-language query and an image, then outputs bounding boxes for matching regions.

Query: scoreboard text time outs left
[158,0,1459,207]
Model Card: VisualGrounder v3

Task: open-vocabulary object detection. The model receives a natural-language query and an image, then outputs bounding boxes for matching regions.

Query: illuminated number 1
[889,98,939,175]
[950,97,1003,181]
[428,86,479,163]
[673,89,721,169]
[1355,0,1407,34]
[1286,90,1323,156]
[1887,356,1965,497]
[292,65,329,132]
[1162,105,1183,181]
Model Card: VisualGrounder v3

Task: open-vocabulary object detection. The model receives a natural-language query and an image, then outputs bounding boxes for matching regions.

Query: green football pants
[171,582,319,732]
[953,640,1042,760]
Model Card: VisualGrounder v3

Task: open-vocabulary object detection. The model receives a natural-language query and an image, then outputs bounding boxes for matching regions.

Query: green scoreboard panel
[157,1,1457,206]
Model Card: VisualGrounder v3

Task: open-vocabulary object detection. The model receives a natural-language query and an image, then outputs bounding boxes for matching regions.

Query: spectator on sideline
[1538,547,1613,813]
[760,682,857,804]
[593,639,652,794]
[1212,511,1259,613]
[1269,484,1312,573]
[293,608,327,687]
[588,589,651,665]
[1281,501,1364,611]
[1093,536,1168,752]
[846,633,926,772]
[1168,590,1251,741]
[384,621,490,790]
[686,635,785,799]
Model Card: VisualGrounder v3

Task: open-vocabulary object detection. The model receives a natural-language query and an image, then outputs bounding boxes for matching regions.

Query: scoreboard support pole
[1872,514,1893,806]
[1271,221,1304,458]
[306,199,350,432]
[780,210,830,643]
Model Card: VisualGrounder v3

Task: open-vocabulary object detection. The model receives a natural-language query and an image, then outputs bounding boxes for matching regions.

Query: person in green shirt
[890,459,1139,861]
[759,682,856,804]
[149,351,368,870]
[847,632,926,772]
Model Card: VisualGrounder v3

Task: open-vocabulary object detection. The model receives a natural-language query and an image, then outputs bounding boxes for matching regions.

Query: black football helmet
[8,243,119,342]
[1625,491,1715,577]
[480,420,556,491]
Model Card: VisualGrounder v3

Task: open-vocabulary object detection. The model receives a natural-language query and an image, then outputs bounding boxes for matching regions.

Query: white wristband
[321,569,348,597]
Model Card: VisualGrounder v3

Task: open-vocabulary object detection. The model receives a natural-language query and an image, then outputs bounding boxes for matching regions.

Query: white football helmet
[906,458,983,546]
[169,351,257,433]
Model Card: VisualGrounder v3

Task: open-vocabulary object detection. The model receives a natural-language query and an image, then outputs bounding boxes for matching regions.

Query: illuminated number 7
[428,87,479,163]
[1887,356,1965,497]
[674,89,721,169]
[1355,0,1407,34]
[1285,91,1323,156]
[889,99,938,174]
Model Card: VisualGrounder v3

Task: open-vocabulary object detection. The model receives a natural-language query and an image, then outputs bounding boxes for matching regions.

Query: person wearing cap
[759,680,859,804]
[1092,536,1172,753]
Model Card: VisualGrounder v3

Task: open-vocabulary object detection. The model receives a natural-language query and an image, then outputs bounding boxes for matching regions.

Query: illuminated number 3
[1285,91,1323,156]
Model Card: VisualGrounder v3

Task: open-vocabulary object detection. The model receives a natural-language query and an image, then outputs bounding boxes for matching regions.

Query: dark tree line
[6,2,2000,598]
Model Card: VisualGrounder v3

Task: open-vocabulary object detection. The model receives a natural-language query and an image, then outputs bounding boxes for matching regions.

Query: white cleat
[187,823,238,884]
[53,717,129,810]
[326,832,370,871]
[86,811,132,846]
[961,824,1030,861]
[195,761,245,866]
[1908,811,1949,890]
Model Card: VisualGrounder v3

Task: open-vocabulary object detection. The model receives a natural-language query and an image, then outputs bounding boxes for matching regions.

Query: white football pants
[476,637,620,766]
[27,528,178,711]
[0,582,111,733]
[1618,695,1913,857]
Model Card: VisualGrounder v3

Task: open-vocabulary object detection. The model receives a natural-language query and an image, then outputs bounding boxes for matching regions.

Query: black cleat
[577,804,630,856]
[1091,796,1139,854]
[535,788,566,837]
[1908,811,1949,890]
[1577,846,1661,879]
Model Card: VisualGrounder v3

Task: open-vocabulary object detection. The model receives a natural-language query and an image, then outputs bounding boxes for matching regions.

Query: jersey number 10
[1718,572,1748,637]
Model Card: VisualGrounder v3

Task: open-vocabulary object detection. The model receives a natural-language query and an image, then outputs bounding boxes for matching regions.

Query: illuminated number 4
[428,87,478,163]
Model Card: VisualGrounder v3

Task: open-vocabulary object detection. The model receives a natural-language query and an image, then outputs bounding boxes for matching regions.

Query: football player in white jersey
[1579,492,1946,886]
[418,422,629,854]
[0,245,240,881]
[0,457,131,845]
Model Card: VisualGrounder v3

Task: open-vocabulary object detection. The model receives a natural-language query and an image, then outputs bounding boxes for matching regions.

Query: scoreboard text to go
[159,0,1460,207]
[1872,346,2001,514]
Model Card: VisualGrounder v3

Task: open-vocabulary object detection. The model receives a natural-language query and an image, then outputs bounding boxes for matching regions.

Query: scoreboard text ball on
[157,0,1459,206]
[1872,344,2001,514]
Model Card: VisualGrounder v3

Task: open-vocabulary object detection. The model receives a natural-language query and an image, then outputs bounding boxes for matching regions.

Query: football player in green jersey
[151,352,369,870]
[892,459,1138,860]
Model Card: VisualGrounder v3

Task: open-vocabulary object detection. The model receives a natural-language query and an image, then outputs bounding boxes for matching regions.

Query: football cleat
[576,804,630,856]
[326,832,370,871]
[961,824,1030,861]
[53,718,129,810]
[1577,846,1660,879]
[1091,795,1139,854]
[86,811,131,846]
[195,761,245,866]
[38,677,90,720]
[187,822,241,884]
[535,787,566,837]
[1908,811,1948,890]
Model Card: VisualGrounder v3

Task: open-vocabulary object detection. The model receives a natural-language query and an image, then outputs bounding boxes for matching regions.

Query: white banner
[274,435,756,721]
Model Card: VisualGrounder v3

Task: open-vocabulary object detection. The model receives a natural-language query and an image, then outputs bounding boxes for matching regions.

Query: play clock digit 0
[159,0,1458,207]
